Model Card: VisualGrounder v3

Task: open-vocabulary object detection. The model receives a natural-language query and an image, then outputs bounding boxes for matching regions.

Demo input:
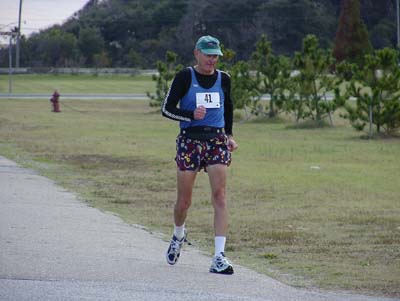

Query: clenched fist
[194,105,206,120]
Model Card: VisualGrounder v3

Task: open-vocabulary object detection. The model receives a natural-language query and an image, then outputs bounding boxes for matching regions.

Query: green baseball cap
[195,35,223,56]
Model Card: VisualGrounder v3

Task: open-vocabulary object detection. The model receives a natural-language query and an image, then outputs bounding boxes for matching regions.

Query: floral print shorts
[175,134,231,171]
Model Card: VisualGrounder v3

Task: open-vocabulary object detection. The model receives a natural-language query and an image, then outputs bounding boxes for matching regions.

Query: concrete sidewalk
[0,156,397,301]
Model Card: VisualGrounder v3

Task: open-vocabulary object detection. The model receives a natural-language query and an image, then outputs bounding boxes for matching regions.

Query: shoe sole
[209,266,234,275]
[166,254,180,265]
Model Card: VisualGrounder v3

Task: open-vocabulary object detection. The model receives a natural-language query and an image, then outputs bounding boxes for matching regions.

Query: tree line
[152,34,400,138]
[150,0,400,138]
[0,0,397,68]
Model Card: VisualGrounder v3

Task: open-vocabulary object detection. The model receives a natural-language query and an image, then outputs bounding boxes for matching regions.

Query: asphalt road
[0,156,397,301]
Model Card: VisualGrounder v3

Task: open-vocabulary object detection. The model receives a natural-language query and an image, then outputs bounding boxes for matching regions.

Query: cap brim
[199,49,223,56]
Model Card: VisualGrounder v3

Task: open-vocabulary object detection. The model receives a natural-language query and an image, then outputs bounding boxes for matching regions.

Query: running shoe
[166,231,187,265]
[209,252,234,274]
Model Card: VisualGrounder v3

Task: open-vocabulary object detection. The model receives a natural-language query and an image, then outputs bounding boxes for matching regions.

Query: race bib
[196,92,220,108]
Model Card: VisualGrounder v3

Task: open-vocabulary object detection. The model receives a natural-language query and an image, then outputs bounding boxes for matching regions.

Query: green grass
[0,74,155,94]
[0,97,399,298]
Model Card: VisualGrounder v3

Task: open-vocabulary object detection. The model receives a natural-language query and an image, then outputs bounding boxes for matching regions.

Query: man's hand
[194,105,206,120]
[227,136,238,152]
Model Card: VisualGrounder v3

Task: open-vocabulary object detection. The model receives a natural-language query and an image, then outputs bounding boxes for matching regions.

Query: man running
[162,35,238,274]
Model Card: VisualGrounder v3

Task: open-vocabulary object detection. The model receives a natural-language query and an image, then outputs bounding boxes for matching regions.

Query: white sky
[0,0,89,43]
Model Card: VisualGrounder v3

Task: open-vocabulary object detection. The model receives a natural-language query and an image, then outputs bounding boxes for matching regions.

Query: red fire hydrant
[50,90,61,112]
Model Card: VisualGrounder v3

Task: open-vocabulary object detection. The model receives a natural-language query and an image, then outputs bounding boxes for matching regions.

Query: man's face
[194,50,219,75]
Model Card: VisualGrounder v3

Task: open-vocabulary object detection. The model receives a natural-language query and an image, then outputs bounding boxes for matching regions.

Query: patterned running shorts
[175,134,231,171]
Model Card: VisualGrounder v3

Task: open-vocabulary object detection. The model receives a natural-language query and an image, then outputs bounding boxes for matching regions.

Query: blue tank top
[179,67,225,129]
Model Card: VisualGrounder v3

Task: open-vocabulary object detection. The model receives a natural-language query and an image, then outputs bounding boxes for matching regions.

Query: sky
[0,0,89,43]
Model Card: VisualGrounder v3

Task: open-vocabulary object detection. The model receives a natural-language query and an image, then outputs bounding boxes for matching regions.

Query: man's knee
[212,190,227,209]
[175,197,192,212]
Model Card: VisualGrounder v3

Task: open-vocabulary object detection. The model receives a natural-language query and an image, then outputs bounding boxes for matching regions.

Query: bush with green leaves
[251,35,291,118]
[229,60,259,120]
[339,48,400,137]
[282,35,342,125]
[147,51,183,107]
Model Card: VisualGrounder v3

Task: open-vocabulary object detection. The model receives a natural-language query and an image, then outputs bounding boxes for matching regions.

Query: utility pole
[397,0,400,49]
[9,35,13,93]
[16,0,23,68]
[0,32,18,93]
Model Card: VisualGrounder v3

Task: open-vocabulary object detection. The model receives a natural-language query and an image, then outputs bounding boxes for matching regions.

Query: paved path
[0,156,397,301]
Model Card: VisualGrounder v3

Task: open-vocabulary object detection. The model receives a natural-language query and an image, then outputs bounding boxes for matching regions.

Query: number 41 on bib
[196,92,221,108]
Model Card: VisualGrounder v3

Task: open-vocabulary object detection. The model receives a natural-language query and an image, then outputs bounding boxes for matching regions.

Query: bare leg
[174,169,197,227]
[166,169,197,265]
[207,164,228,236]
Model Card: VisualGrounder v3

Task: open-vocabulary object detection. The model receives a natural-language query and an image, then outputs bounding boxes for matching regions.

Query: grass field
[0,79,399,297]
[0,74,155,94]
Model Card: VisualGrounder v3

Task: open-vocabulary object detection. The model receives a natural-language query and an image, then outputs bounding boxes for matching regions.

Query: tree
[125,49,144,68]
[284,35,342,125]
[339,48,400,137]
[258,0,336,55]
[31,27,78,67]
[229,61,259,120]
[5,0,396,68]
[93,51,111,69]
[251,34,291,118]
[333,0,372,64]
[369,19,397,49]
[216,44,236,71]
[147,51,183,107]
[78,27,105,66]
[216,44,259,119]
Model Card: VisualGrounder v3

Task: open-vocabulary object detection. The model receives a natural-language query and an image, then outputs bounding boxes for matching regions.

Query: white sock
[214,236,226,256]
[174,224,185,240]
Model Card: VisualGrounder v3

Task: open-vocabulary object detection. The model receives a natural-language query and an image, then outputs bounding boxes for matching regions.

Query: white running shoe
[209,252,234,274]
[166,231,187,265]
